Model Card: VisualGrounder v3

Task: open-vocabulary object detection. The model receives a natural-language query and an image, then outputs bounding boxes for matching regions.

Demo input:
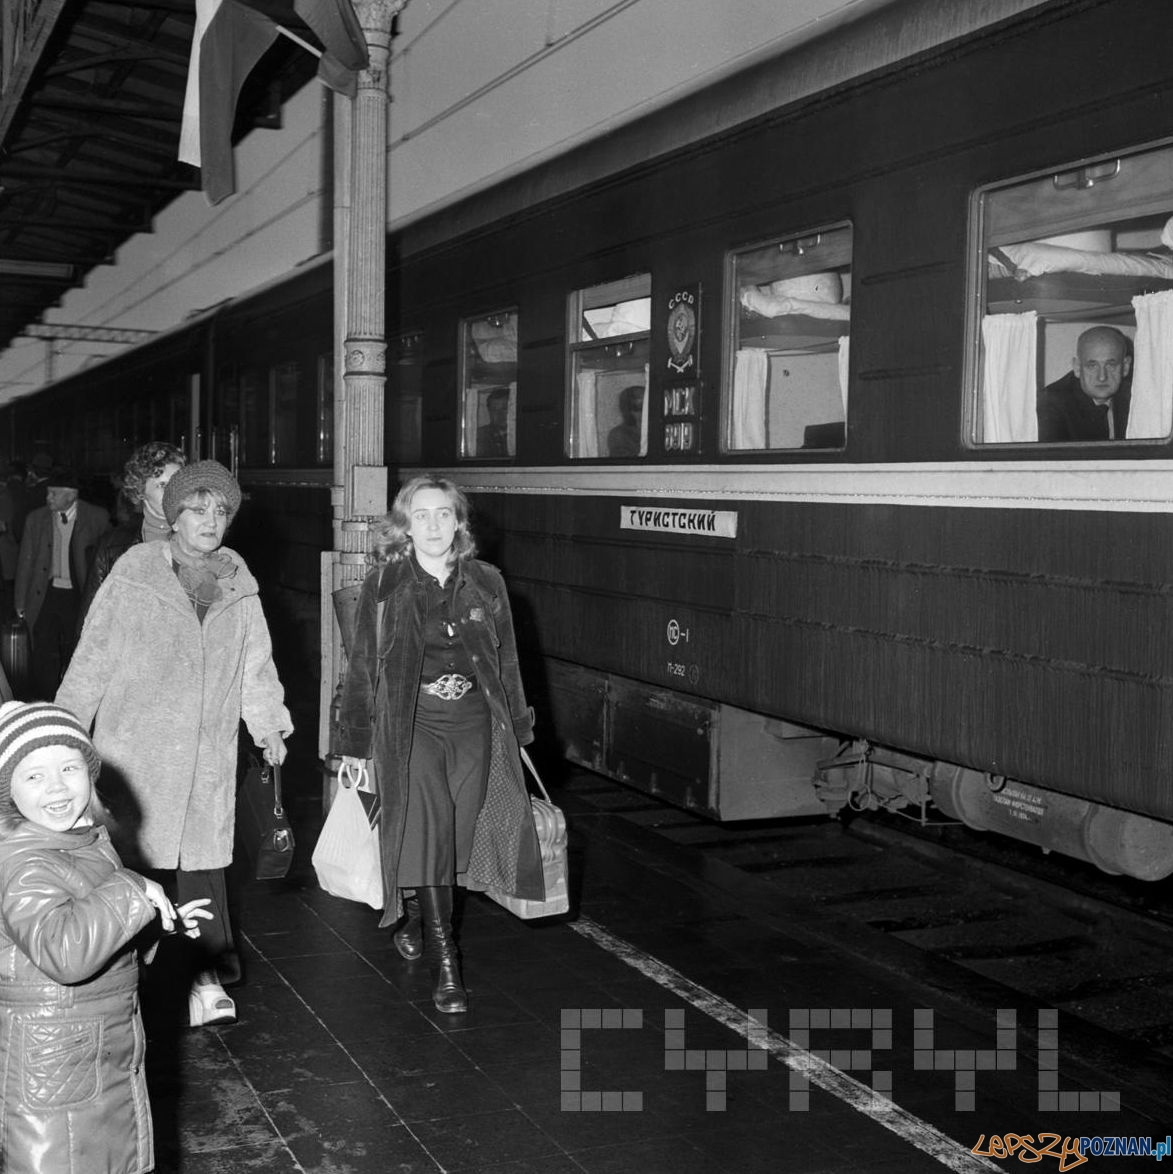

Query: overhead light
[0,259,74,278]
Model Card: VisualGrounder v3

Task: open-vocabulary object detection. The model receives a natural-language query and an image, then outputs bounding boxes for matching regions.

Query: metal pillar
[320,0,405,760]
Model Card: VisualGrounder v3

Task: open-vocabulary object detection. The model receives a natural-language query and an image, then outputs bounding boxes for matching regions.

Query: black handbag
[236,757,294,880]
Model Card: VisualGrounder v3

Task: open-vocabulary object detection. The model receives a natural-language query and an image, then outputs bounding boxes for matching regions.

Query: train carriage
[7,0,1173,879]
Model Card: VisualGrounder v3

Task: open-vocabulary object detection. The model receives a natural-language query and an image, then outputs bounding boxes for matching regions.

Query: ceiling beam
[0,0,72,144]
[0,259,74,279]
[0,162,196,189]
[23,322,157,343]
[44,47,184,77]
[0,217,151,236]
[28,93,182,121]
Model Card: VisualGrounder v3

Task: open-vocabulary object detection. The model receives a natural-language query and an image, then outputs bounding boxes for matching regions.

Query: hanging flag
[179,0,368,204]
[178,0,281,205]
[295,0,369,98]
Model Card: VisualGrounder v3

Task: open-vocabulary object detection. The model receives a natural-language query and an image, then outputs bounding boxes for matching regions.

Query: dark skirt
[397,688,490,886]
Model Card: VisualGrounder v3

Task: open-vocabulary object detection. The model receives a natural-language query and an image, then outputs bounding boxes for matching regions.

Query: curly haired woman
[337,474,544,1013]
[77,440,186,627]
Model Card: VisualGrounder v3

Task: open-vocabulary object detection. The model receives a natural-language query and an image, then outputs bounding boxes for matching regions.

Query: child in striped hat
[0,701,210,1173]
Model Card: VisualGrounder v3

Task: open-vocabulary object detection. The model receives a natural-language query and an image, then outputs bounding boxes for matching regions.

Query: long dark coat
[0,821,157,1173]
[336,557,544,928]
[14,501,110,634]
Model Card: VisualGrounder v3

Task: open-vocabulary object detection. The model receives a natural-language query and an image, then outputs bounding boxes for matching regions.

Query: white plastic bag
[312,766,383,909]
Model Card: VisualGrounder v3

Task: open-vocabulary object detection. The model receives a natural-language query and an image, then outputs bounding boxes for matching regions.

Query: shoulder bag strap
[519,746,551,803]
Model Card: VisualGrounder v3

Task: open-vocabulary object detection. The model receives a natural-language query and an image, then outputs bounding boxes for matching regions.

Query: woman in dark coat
[337,474,544,1013]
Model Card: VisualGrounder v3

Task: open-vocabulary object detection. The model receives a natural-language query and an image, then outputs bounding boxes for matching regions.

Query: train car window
[315,352,333,466]
[459,310,517,460]
[566,275,651,459]
[387,331,423,465]
[726,224,851,452]
[974,140,1173,445]
[239,371,263,467]
[270,361,299,465]
[211,367,239,469]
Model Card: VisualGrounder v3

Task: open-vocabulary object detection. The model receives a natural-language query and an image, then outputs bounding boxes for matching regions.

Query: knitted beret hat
[0,701,100,811]
[162,459,242,525]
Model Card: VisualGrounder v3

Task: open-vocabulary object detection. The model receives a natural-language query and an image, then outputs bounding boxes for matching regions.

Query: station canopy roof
[0,0,318,355]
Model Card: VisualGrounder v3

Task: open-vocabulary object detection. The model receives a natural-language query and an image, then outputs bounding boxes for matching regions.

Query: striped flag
[179,0,369,205]
[295,0,369,98]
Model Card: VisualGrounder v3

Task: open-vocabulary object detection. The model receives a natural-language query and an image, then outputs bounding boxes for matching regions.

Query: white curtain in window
[732,348,768,449]
[1127,290,1173,439]
[837,335,850,419]
[637,364,649,456]
[462,389,479,456]
[574,370,599,458]
[981,311,1038,443]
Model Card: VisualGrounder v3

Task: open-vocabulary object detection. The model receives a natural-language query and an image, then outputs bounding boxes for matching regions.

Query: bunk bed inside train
[730,224,851,451]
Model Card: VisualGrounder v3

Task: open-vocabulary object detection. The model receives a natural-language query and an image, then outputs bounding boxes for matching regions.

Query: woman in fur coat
[56,460,291,1028]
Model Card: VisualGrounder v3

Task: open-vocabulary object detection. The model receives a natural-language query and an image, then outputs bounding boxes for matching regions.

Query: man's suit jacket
[1037,371,1131,442]
[15,501,110,632]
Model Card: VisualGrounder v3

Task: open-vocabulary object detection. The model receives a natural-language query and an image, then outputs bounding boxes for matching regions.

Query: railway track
[555,768,1173,1060]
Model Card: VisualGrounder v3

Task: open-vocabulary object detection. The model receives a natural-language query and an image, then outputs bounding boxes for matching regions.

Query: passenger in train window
[1037,325,1132,442]
[55,460,292,1029]
[14,467,111,700]
[476,387,512,458]
[337,474,543,1014]
[607,384,645,457]
[77,441,186,630]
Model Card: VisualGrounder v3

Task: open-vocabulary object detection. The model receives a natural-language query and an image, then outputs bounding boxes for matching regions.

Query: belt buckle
[423,673,473,701]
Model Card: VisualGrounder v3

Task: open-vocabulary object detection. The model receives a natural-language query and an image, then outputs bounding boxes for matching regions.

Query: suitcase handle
[519,747,551,803]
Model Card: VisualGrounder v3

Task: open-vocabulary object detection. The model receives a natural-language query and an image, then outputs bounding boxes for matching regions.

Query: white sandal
[189,979,236,1027]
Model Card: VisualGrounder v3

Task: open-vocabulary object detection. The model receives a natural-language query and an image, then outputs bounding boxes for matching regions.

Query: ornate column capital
[352,0,406,61]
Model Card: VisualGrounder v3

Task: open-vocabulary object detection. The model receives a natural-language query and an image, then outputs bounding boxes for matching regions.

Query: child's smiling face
[11,746,93,831]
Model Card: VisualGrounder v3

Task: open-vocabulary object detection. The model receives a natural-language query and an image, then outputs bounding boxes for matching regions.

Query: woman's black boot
[417,886,467,1013]
[393,891,423,960]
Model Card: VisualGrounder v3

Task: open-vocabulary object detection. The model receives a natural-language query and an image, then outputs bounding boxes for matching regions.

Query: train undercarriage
[549,657,1173,883]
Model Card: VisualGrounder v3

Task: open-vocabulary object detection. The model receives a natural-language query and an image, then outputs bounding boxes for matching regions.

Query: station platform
[145,758,1171,1173]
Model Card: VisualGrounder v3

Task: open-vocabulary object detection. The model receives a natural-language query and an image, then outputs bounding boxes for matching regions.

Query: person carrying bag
[334,474,546,1014]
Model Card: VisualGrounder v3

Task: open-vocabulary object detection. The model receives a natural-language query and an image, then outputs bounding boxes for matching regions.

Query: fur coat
[56,541,291,870]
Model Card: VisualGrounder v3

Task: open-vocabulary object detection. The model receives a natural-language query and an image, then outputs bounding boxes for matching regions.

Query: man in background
[15,468,109,698]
